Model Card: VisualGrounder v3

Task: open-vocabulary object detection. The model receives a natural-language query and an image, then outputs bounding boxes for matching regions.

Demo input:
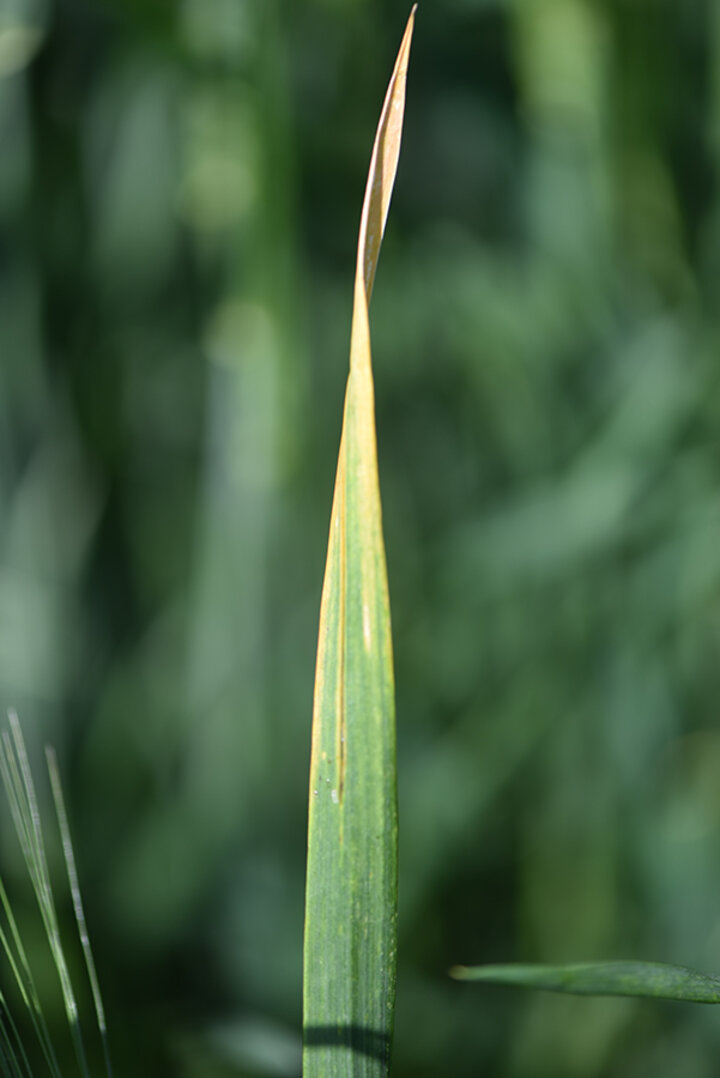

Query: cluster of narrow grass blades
[0,711,112,1078]
[302,6,720,1075]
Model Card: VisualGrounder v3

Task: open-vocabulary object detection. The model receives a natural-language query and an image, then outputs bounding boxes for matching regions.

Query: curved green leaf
[450,961,720,1004]
[303,9,416,1078]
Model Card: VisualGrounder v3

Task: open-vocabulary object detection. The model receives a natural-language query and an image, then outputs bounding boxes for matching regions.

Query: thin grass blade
[0,877,61,1078]
[303,9,416,1077]
[47,747,114,1078]
[0,994,32,1078]
[450,961,720,1003]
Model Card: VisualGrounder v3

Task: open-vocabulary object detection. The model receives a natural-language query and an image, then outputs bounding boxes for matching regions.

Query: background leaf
[451,962,720,1004]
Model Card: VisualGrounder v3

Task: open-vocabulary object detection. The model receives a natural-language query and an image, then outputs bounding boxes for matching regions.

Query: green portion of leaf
[302,10,416,1078]
[450,962,720,1004]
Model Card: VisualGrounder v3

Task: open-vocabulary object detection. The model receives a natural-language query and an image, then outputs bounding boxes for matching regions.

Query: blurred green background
[1,0,720,1074]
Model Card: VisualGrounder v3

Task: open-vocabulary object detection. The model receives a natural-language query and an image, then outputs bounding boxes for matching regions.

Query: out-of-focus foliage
[0,0,719,1075]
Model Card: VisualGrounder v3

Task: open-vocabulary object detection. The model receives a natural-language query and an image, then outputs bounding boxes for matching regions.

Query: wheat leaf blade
[302,9,416,1077]
[450,961,720,1003]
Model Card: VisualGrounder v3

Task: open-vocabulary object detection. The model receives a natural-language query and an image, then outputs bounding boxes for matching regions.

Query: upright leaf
[303,9,416,1077]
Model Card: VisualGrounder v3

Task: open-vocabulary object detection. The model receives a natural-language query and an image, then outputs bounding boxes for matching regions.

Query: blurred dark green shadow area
[1,0,719,1075]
